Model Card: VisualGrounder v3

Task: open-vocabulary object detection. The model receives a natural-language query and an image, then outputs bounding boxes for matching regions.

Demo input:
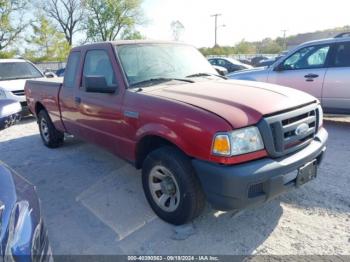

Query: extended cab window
[64,52,80,88]
[283,45,330,70]
[83,50,116,87]
[332,42,350,67]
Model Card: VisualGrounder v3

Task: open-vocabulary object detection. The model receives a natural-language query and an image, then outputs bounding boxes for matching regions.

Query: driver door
[75,46,125,156]
[268,44,332,100]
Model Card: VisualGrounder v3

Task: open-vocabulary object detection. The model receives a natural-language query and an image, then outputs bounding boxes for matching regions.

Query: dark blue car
[0,162,52,261]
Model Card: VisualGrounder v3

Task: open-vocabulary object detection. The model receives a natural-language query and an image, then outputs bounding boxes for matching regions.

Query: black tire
[37,110,64,148]
[142,146,205,225]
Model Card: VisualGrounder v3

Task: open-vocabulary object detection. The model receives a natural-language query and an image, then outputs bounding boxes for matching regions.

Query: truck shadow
[0,133,282,255]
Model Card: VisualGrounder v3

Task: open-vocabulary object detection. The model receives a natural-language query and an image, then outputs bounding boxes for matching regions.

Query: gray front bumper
[192,128,328,211]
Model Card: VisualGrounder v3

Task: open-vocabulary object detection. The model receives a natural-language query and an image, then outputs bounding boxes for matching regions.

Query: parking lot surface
[0,118,349,255]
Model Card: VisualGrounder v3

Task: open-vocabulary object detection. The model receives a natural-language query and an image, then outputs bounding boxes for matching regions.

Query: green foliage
[200,39,280,56]
[0,0,27,51]
[257,38,283,54]
[234,39,257,54]
[84,0,143,41]
[121,28,144,40]
[0,49,16,58]
[24,15,71,62]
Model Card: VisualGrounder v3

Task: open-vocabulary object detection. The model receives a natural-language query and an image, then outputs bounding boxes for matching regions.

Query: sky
[137,0,350,47]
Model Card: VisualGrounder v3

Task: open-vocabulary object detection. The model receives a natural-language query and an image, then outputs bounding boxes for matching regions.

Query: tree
[171,20,184,41]
[234,39,257,54]
[43,0,85,46]
[121,28,144,40]
[258,38,283,54]
[83,0,143,41]
[0,0,28,51]
[25,15,70,62]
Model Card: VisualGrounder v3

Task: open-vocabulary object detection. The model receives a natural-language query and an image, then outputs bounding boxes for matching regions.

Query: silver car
[228,33,350,114]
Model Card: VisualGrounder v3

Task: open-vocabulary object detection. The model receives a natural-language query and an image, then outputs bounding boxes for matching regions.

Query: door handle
[74,97,81,104]
[304,73,319,79]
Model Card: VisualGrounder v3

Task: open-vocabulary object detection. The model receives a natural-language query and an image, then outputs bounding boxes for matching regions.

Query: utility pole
[281,29,288,50]
[211,14,222,47]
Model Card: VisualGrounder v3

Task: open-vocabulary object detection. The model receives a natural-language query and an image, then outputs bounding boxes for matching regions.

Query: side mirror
[84,76,117,94]
[274,63,285,72]
[44,71,57,78]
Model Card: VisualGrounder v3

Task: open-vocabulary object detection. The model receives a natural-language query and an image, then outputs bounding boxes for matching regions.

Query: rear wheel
[142,147,205,225]
[38,110,64,148]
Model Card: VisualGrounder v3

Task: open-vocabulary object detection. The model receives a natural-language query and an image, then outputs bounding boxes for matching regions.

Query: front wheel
[37,110,64,148]
[142,147,205,225]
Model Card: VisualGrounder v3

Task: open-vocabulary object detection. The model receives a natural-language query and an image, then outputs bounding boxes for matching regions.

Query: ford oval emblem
[295,123,309,136]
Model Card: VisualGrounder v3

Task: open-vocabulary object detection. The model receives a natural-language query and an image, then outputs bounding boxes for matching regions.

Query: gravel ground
[0,118,349,256]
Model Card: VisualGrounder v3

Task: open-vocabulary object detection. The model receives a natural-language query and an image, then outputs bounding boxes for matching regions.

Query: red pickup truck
[25,41,328,225]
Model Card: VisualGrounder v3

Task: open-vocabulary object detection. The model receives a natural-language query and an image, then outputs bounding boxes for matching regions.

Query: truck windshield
[0,62,43,81]
[115,44,218,87]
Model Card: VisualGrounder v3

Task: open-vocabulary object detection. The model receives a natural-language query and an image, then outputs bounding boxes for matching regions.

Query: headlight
[0,89,7,99]
[317,105,323,128]
[212,126,264,156]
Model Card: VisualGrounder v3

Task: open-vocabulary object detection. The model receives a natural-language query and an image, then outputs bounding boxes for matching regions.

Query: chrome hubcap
[40,118,49,142]
[149,165,180,212]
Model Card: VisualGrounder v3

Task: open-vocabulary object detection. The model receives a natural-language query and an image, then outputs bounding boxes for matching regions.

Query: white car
[0,59,55,112]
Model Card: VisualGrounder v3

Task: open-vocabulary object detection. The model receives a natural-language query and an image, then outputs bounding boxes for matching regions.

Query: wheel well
[35,102,46,115]
[135,135,182,169]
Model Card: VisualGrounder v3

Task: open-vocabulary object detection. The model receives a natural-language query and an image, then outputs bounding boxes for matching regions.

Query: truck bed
[25,77,64,129]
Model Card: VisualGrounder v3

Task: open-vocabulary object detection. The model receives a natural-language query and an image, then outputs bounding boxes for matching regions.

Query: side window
[332,42,350,67]
[64,52,80,88]
[209,59,217,65]
[83,50,116,87]
[283,45,330,70]
[217,59,227,67]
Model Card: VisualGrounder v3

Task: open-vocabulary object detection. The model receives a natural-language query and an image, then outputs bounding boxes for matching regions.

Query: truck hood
[147,79,317,128]
[0,79,30,92]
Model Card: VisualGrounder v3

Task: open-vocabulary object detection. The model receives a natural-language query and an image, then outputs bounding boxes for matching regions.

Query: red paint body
[25,42,317,166]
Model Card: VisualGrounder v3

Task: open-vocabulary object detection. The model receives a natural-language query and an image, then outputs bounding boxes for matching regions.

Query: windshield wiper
[130,77,194,88]
[186,72,227,79]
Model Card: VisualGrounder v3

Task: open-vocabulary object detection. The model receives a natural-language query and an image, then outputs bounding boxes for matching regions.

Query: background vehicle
[56,68,65,77]
[0,161,52,260]
[0,99,21,130]
[228,33,350,113]
[26,41,327,225]
[250,56,269,66]
[0,59,54,112]
[208,57,253,73]
[212,65,228,76]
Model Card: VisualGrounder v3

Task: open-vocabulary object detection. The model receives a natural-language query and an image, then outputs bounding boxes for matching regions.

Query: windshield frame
[114,42,217,89]
[0,61,44,81]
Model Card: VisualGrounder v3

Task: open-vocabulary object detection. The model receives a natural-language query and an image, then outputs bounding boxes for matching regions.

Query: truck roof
[71,40,191,51]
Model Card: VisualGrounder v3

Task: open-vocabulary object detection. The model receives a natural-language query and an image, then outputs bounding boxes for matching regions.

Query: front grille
[258,103,319,158]
[11,90,25,96]
[248,183,264,198]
